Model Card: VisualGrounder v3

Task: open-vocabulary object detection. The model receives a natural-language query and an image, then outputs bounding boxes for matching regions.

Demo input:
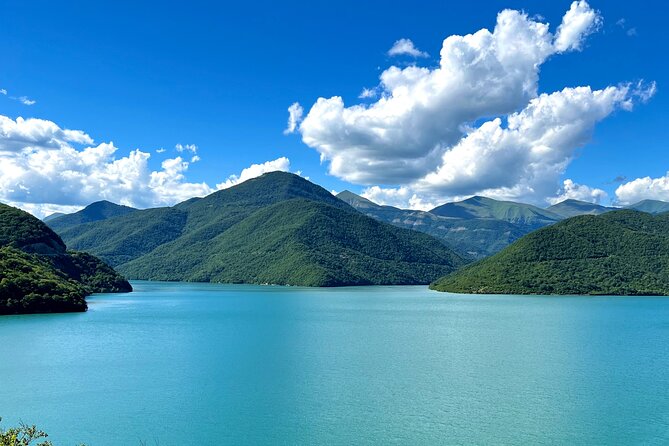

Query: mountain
[0,203,131,315]
[626,199,669,215]
[431,210,669,295]
[431,196,562,229]
[337,190,525,258]
[54,172,465,286]
[43,212,65,222]
[47,200,137,232]
[547,199,615,218]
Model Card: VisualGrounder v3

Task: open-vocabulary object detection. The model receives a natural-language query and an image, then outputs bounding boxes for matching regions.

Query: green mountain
[47,200,137,232]
[0,203,131,315]
[431,196,562,229]
[54,172,465,286]
[547,199,615,218]
[431,210,669,295]
[626,199,669,215]
[337,190,525,259]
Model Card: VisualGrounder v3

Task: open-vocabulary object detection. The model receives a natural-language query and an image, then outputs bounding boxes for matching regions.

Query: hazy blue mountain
[626,199,669,215]
[337,190,525,258]
[47,200,137,232]
[54,172,465,286]
[431,196,562,229]
[43,212,65,222]
[547,199,616,218]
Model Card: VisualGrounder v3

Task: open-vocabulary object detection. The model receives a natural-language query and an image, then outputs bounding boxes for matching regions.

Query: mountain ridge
[53,172,465,286]
[430,210,669,295]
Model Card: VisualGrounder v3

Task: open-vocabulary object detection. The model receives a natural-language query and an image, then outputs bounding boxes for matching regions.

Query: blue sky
[0,0,666,215]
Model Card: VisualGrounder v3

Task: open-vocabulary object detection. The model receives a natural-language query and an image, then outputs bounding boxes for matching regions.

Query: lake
[1,281,669,445]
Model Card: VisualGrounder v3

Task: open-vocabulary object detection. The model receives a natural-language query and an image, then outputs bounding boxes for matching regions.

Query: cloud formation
[615,173,669,205]
[0,115,292,217]
[284,102,304,134]
[216,157,291,189]
[387,38,429,58]
[549,179,608,205]
[290,1,654,208]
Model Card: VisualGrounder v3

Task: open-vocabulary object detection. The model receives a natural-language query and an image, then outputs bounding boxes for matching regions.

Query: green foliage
[121,199,465,286]
[0,204,65,254]
[0,247,87,315]
[54,172,465,287]
[431,210,669,295]
[0,417,52,446]
[0,418,85,446]
[0,204,131,315]
[57,207,188,266]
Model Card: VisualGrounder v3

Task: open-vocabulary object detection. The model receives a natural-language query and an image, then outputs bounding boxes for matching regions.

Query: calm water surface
[1,281,669,445]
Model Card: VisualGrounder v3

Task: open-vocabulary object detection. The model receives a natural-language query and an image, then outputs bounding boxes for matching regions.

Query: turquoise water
[1,282,669,445]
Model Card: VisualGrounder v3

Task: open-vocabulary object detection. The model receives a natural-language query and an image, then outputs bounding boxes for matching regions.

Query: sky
[0,0,667,217]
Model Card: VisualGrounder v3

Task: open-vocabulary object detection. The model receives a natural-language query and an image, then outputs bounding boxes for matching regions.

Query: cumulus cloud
[0,89,6,95]
[292,1,654,208]
[548,179,608,205]
[0,114,292,217]
[216,157,291,190]
[284,102,304,134]
[361,186,436,211]
[615,173,669,205]
[387,38,429,58]
[554,0,602,52]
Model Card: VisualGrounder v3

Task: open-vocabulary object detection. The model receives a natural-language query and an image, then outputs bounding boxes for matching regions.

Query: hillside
[54,172,465,286]
[431,210,669,295]
[337,190,525,258]
[0,203,131,315]
[430,196,562,229]
[626,199,669,214]
[47,200,137,232]
[547,199,614,218]
[43,212,65,222]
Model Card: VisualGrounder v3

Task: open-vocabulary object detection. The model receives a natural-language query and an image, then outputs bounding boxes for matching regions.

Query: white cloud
[0,114,292,217]
[18,96,36,106]
[0,89,6,95]
[175,143,197,154]
[554,0,602,52]
[362,185,436,211]
[358,87,377,99]
[284,102,303,134]
[190,155,201,163]
[294,1,653,208]
[387,38,429,58]
[216,157,291,190]
[615,173,669,205]
[548,179,608,205]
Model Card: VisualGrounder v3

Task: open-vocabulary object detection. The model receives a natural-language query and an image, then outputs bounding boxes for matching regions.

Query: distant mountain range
[337,191,669,258]
[41,174,669,293]
[546,199,615,218]
[48,172,465,286]
[0,203,131,315]
[431,210,669,295]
